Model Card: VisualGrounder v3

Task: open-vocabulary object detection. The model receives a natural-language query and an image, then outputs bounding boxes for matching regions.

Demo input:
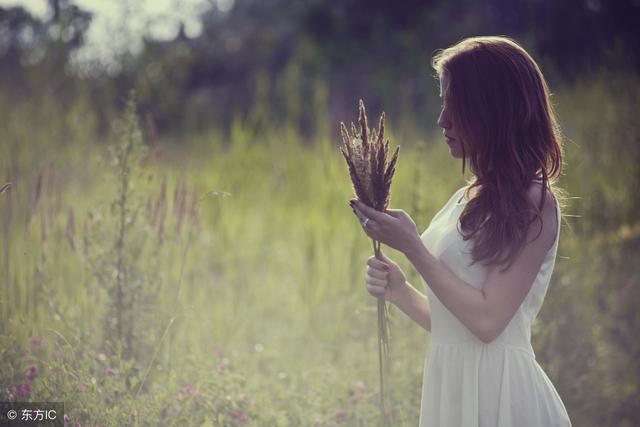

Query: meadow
[1,71,639,426]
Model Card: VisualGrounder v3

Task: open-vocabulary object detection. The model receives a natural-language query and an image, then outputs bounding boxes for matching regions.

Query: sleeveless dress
[418,183,572,427]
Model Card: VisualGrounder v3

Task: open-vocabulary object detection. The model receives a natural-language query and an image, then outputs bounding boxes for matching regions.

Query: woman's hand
[350,199,423,256]
[365,252,409,306]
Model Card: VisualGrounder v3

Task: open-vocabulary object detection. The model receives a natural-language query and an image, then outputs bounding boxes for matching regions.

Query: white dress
[418,184,572,427]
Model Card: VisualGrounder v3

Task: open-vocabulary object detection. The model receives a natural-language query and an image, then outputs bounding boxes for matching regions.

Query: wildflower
[335,409,348,423]
[105,367,114,376]
[175,393,184,401]
[229,410,247,422]
[75,423,82,427]
[217,362,226,373]
[132,409,138,417]
[350,393,360,404]
[180,385,196,395]
[355,380,366,392]
[31,336,43,346]
[78,383,86,393]
[26,363,38,381]
[17,383,32,399]
[64,414,71,423]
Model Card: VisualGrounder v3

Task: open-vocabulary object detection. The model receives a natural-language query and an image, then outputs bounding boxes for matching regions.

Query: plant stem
[372,238,389,426]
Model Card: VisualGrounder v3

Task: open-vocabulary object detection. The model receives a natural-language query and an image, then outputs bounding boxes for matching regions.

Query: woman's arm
[393,281,431,332]
[353,185,558,343]
[405,247,494,341]
[405,188,557,343]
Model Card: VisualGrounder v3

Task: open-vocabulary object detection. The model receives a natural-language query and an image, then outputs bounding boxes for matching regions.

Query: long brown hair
[432,36,564,270]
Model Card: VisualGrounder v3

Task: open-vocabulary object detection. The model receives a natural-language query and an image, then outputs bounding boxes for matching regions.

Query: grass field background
[1,71,639,426]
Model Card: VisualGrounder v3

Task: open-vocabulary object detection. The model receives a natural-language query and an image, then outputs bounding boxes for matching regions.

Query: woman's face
[437,72,464,159]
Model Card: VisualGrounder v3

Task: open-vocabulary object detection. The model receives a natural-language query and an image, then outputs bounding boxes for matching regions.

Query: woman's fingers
[367,256,390,271]
[352,205,368,224]
[367,267,387,280]
[366,283,386,296]
[351,200,390,223]
[365,271,387,287]
[364,254,396,299]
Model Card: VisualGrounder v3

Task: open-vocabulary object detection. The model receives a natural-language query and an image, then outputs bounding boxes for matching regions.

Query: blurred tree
[0,0,91,87]
[3,0,640,136]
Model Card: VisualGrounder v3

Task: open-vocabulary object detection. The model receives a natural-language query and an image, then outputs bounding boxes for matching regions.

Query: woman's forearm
[404,239,491,341]
[393,281,431,332]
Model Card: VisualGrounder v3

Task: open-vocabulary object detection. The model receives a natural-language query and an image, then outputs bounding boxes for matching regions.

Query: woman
[350,36,572,426]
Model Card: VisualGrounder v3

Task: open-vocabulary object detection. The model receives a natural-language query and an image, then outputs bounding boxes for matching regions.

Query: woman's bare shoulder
[526,181,558,243]
[527,181,557,209]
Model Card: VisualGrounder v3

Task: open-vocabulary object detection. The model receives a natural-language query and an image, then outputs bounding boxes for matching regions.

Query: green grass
[1,71,639,426]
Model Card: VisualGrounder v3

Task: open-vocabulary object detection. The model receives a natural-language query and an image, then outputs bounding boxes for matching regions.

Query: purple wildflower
[180,385,196,396]
[229,410,247,422]
[26,363,38,381]
[17,383,32,399]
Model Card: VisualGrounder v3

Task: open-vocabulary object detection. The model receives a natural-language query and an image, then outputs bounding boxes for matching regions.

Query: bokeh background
[1,0,639,426]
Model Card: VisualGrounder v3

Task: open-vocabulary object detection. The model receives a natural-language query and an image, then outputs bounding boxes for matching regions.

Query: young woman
[350,36,572,426]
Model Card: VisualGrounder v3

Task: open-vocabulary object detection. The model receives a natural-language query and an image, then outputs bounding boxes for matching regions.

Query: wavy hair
[432,36,564,270]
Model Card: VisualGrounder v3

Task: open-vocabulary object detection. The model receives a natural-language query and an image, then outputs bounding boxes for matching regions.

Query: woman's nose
[437,110,452,130]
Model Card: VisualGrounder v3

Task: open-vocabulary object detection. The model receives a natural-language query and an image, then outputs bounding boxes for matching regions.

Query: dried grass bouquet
[339,99,400,425]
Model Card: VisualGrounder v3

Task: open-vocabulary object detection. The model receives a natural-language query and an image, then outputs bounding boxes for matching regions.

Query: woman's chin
[448,146,464,159]
[445,139,463,158]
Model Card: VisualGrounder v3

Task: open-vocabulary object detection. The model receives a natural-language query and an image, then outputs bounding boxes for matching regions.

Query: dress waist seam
[429,340,536,359]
